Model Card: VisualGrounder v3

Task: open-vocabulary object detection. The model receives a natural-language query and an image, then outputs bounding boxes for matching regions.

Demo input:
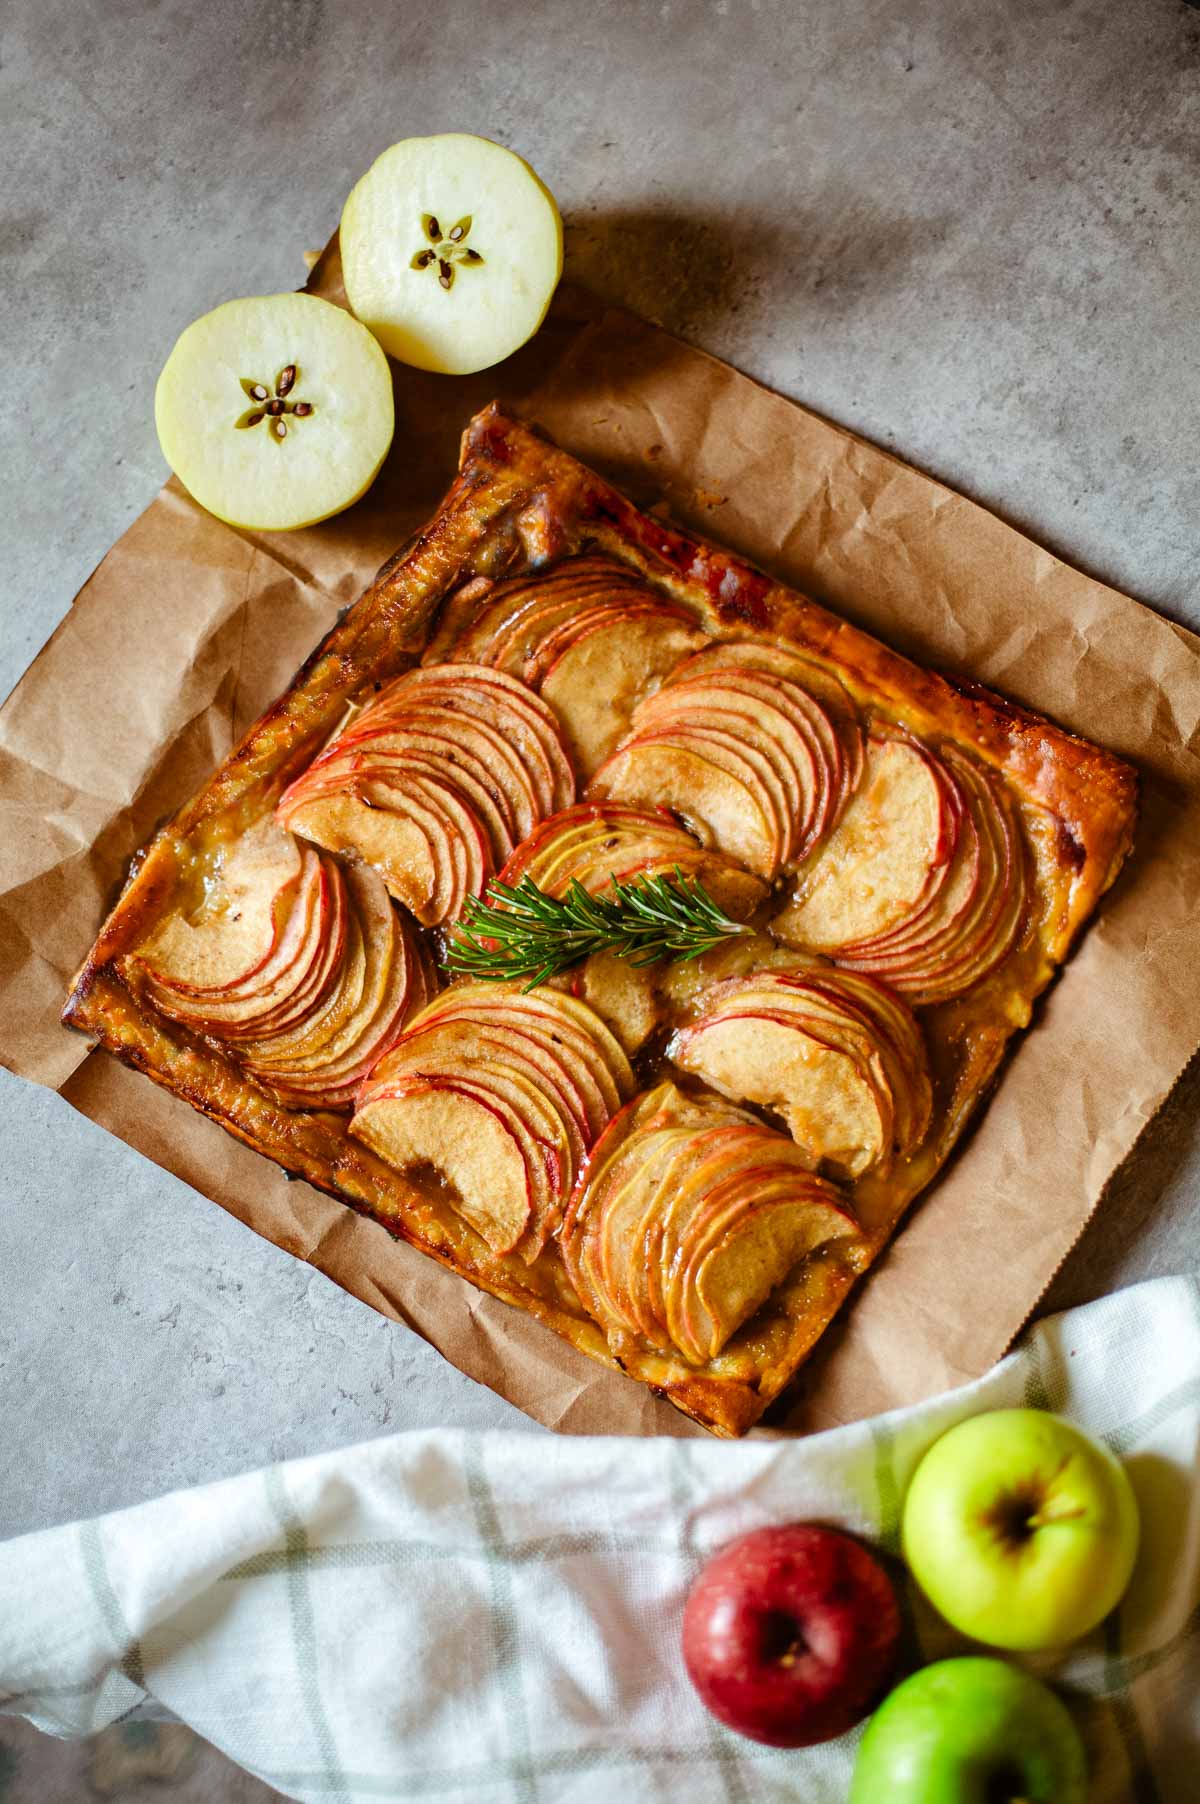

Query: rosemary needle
[444,869,754,991]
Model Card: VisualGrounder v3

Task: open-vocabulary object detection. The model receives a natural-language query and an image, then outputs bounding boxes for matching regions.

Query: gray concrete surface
[3,0,1200,1555]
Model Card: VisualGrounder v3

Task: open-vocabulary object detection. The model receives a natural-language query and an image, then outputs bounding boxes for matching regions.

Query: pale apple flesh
[776,730,1030,1004]
[430,554,709,777]
[849,1658,1088,1804]
[666,954,932,1180]
[340,133,563,375]
[129,819,431,1109]
[901,1408,1140,1652]
[154,293,394,530]
[588,642,864,879]
[352,982,635,1263]
[277,663,575,926]
[561,1079,857,1363]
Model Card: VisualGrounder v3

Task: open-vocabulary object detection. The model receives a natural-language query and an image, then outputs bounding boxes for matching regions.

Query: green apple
[902,1408,1139,1650]
[849,1657,1087,1803]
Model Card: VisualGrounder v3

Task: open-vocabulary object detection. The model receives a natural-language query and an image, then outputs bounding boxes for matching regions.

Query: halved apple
[340,134,562,375]
[667,960,932,1179]
[430,554,707,777]
[277,664,575,927]
[776,734,1029,1004]
[589,644,864,879]
[155,293,394,530]
[352,982,634,1262]
[561,1080,857,1365]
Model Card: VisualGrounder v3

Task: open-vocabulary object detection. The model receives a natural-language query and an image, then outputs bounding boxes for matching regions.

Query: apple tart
[64,405,1137,1437]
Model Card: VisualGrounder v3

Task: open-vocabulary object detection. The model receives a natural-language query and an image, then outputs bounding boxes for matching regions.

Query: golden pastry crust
[63,406,1138,1438]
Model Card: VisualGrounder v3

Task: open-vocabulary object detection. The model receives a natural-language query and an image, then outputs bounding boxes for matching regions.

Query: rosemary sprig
[444,868,753,991]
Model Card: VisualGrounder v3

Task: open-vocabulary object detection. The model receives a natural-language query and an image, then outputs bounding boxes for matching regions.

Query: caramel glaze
[64,406,1138,1438]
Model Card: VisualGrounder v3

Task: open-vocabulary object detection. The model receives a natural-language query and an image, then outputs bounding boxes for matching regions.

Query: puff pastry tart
[64,406,1137,1437]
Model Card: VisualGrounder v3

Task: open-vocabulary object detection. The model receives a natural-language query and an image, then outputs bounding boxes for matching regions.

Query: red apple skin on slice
[428,555,706,778]
[353,1077,535,1254]
[589,644,864,878]
[775,732,1030,1004]
[666,962,932,1179]
[277,664,575,928]
[671,1006,887,1178]
[244,881,431,1110]
[423,555,646,668]
[136,818,304,995]
[352,981,632,1262]
[775,732,953,953]
[501,803,769,919]
[589,735,780,877]
[562,1080,857,1367]
[538,608,707,777]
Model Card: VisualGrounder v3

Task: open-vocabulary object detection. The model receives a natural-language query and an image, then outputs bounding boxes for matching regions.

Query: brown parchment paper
[3,240,1199,1438]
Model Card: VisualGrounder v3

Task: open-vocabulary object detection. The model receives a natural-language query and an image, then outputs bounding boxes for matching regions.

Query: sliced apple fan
[588,640,865,881]
[277,664,575,927]
[499,801,769,919]
[562,1081,857,1366]
[352,983,635,1263]
[133,819,432,1109]
[427,554,709,777]
[775,730,1029,1003]
[668,956,933,1180]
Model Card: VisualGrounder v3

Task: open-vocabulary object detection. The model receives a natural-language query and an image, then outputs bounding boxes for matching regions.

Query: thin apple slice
[562,1080,856,1365]
[500,803,769,921]
[429,555,707,778]
[267,907,429,1106]
[354,981,630,1259]
[636,685,813,829]
[669,998,885,1178]
[402,665,575,812]
[560,1083,709,1331]
[280,781,448,925]
[136,819,304,995]
[774,733,953,950]
[538,609,707,777]
[558,952,661,1057]
[142,847,329,1034]
[659,642,865,839]
[340,133,562,376]
[246,884,370,1070]
[680,1179,856,1365]
[588,644,861,878]
[244,865,404,1074]
[776,731,1030,1005]
[413,983,634,1119]
[155,293,393,531]
[426,556,647,669]
[371,1043,570,1243]
[589,736,779,876]
[210,855,347,1041]
[319,714,534,847]
[354,1078,535,1252]
[277,663,573,928]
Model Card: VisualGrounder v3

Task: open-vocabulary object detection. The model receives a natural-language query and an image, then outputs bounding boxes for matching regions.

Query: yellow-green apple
[901,1409,1139,1649]
[849,1658,1087,1804]
[681,1523,900,1747]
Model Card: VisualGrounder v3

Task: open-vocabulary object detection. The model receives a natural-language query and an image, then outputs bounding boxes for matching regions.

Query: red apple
[681,1523,900,1747]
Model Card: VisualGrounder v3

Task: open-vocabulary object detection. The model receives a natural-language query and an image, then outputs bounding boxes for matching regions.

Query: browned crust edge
[63,405,1138,1438]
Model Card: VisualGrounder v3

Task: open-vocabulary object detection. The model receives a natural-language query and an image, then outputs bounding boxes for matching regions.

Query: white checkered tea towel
[1,1275,1197,1803]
